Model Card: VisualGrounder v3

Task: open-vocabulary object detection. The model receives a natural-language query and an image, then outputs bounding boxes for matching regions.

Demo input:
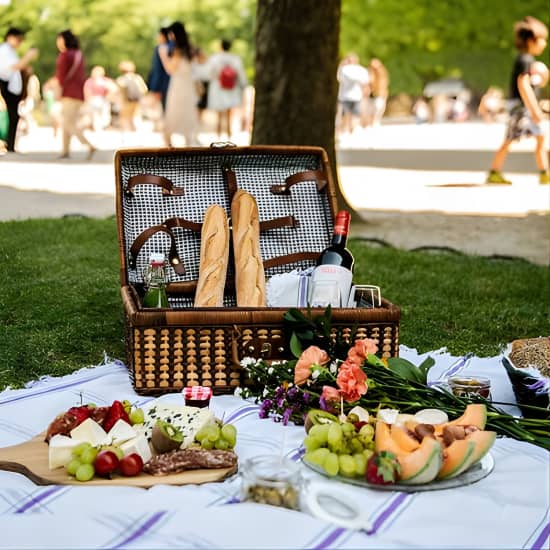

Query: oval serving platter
[303,453,494,493]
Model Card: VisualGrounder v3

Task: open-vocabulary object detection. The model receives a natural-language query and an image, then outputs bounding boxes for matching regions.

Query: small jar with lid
[448,376,491,400]
[183,386,212,408]
[241,455,301,510]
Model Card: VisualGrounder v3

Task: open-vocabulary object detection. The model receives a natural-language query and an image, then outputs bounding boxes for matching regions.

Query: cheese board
[0,434,238,488]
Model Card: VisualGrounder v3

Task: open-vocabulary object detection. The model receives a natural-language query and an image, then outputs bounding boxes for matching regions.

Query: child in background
[530,60,549,88]
[487,16,549,185]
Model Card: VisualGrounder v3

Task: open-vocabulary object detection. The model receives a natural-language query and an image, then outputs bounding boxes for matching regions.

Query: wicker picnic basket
[115,145,400,395]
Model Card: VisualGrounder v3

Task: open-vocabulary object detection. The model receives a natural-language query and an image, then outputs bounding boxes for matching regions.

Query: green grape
[303,447,330,466]
[341,422,355,437]
[66,458,81,476]
[323,452,340,477]
[214,438,229,450]
[122,399,132,415]
[327,422,343,452]
[353,453,367,476]
[359,424,375,441]
[72,442,92,457]
[80,446,99,465]
[201,439,215,450]
[129,407,144,425]
[347,413,359,424]
[195,427,209,442]
[363,448,374,461]
[303,434,322,452]
[349,437,363,454]
[206,424,221,442]
[220,424,237,448]
[338,454,357,478]
[75,463,95,482]
[102,445,124,460]
[308,423,330,445]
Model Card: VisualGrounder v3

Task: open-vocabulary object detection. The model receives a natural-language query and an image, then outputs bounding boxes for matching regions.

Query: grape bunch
[195,423,237,450]
[65,442,100,482]
[122,399,145,425]
[302,420,375,478]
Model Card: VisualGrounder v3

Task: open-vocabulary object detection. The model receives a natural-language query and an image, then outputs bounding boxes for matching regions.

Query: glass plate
[303,453,494,493]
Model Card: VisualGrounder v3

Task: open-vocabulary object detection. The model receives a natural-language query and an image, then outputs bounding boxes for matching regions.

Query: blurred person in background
[18,66,41,134]
[147,27,171,112]
[159,21,199,146]
[55,28,96,160]
[206,38,247,138]
[116,60,147,133]
[478,86,505,122]
[337,53,369,135]
[0,27,38,153]
[191,46,210,122]
[84,65,116,132]
[365,58,389,127]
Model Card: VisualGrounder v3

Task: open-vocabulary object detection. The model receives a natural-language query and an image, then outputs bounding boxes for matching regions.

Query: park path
[1,121,548,265]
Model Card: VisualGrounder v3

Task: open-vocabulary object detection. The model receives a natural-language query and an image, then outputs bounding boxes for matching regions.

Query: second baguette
[231,190,266,307]
[194,204,229,307]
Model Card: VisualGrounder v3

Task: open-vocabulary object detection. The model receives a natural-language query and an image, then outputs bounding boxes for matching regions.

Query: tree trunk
[252,0,354,213]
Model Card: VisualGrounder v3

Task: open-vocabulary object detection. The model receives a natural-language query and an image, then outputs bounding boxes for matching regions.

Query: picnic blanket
[0,346,548,549]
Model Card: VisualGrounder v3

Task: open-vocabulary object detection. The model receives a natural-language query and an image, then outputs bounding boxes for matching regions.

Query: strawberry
[67,405,91,425]
[354,421,368,431]
[103,400,131,432]
[366,451,401,485]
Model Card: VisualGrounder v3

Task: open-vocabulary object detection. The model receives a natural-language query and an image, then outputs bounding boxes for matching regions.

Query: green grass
[0,217,548,390]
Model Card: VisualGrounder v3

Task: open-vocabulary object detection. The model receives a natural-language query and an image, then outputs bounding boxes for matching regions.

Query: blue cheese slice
[138,405,215,448]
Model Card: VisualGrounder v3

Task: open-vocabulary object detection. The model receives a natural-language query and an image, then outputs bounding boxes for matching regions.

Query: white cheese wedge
[119,434,152,463]
[377,408,400,425]
[139,404,215,448]
[48,434,81,470]
[349,405,370,423]
[414,408,449,425]
[70,418,108,446]
[105,419,137,445]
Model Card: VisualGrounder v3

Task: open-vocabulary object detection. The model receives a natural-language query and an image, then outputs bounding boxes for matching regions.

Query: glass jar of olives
[448,376,492,400]
[241,455,301,510]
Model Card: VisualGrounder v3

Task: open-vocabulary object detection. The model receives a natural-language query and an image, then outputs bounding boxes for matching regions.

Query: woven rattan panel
[119,151,333,308]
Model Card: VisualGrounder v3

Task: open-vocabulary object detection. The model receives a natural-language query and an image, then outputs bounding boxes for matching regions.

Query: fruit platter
[301,403,496,492]
[0,399,238,487]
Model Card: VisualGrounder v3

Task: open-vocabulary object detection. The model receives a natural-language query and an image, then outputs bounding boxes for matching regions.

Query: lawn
[0,216,548,390]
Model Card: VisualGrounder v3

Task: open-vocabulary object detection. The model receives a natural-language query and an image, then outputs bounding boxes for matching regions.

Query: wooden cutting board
[0,435,238,488]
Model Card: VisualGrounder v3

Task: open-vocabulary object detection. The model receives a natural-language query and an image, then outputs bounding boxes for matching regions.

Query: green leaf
[386,357,426,384]
[289,332,303,358]
[366,353,386,367]
[418,357,435,377]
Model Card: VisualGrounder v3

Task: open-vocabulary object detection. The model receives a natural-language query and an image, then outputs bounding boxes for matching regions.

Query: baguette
[194,204,229,307]
[231,190,266,307]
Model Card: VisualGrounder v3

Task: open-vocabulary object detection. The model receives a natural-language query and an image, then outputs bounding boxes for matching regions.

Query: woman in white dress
[159,21,198,146]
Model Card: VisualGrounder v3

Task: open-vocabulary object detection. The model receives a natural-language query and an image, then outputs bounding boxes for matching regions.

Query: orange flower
[294,346,330,386]
[336,359,368,402]
[347,338,378,366]
[321,385,341,409]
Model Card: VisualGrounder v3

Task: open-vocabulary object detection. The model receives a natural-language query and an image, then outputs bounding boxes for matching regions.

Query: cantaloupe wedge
[437,439,476,480]
[434,404,487,436]
[465,430,496,464]
[398,437,442,485]
[375,421,403,455]
[390,425,420,452]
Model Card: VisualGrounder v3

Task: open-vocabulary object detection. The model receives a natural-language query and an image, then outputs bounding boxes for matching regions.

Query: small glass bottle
[142,253,169,308]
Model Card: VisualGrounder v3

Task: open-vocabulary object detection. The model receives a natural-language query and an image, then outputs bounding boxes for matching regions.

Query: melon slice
[465,430,496,464]
[374,421,403,455]
[446,404,487,430]
[390,425,420,452]
[437,439,476,480]
[398,437,442,485]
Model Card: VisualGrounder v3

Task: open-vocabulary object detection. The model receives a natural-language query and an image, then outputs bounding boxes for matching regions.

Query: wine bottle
[309,211,354,307]
[142,253,169,308]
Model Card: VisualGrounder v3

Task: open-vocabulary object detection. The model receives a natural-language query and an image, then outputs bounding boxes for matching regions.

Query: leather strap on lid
[259,215,299,232]
[128,224,185,275]
[223,166,239,202]
[263,251,320,269]
[270,170,328,195]
[164,217,203,233]
[125,174,184,197]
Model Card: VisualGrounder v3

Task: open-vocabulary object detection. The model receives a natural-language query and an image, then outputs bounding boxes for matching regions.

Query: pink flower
[347,338,378,366]
[336,359,368,402]
[321,385,341,412]
[294,346,330,386]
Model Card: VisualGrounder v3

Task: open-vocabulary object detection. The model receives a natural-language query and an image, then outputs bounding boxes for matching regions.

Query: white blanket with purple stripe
[0,346,548,549]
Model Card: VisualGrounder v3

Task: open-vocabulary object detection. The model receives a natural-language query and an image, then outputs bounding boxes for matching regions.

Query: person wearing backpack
[116,60,147,133]
[206,39,247,138]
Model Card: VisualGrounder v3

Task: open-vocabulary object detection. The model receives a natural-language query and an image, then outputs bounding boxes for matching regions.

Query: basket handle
[125,174,184,197]
[259,215,299,232]
[128,224,185,275]
[270,170,328,195]
[263,251,320,269]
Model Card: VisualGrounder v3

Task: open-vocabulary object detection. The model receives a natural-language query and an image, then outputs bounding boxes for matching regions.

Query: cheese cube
[119,434,152,463]
[70,418,108,446]
[106,419,137,445]
[48,434,81,470]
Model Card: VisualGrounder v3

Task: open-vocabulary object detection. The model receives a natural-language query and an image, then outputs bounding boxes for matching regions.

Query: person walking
[116,60,147,133]
[0,27,38,153]
[365,58,389,127]
[147,27,171,112]
[487,16,549,185]
[84,65,115,132]
[206,39,247,138]
[337,53,369,135]
[55,29,95,160]
[158,21,199,147]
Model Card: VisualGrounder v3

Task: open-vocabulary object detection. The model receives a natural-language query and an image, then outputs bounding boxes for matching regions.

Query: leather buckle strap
[125,174,184,197]
[128,224,186,275]
[259,215,299,232]
[164,217,203,233]
[270,170,328,195]
[223,166,239,202]
[263,251,320,270]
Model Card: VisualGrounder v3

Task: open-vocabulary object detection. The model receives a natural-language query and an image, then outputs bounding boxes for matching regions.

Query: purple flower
[287,386,298,400]
[319,395,329,411]
[302,391,311,403]
[282,408,292,425]
[259,399,273,419]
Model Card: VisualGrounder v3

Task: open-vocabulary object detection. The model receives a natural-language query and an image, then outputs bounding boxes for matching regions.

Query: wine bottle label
[309,265,353,307]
